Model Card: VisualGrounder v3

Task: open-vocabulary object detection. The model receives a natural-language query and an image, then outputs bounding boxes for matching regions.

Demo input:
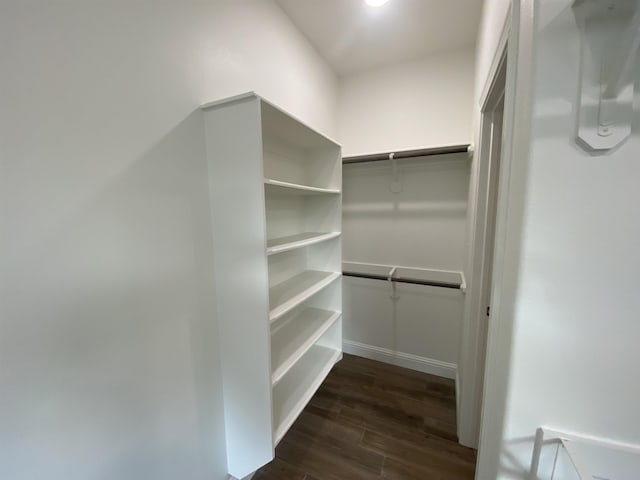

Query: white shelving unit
[264,178,341,195]
[202,92,342,479]
[267,232,341,255]
[269,270,341,322]
[531,428,640,480]
[271,308,342,384]
[272,339,341,444]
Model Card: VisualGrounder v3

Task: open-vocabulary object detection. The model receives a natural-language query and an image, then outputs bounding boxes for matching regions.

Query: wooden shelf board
[264,178,340,195]
[269,270,341,322]
[272,344,340,445]
[271,309,341,385]
[267,232,341,255]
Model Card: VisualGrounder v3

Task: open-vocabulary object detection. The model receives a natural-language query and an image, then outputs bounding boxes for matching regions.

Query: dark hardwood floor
[254,353,477,480]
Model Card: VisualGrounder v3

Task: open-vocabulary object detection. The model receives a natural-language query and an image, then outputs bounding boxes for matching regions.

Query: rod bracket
[388,266,400,300]
[572,0,640,153]
[388,153,403,193]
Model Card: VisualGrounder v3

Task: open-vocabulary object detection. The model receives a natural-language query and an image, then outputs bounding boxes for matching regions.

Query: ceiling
[275,0,483,76]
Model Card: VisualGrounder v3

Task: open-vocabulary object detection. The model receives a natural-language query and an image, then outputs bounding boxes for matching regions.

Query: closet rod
[342,271,461,290]
[342,144,471,165]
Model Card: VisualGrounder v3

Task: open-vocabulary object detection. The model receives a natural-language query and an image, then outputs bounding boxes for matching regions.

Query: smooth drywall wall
[479,2,640,478]
[0,1,337,479]
[337,48,476,156]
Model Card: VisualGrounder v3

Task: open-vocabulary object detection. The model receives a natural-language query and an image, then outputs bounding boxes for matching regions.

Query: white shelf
[264,178,340,195]
[269,270,341,322]
[267,232,340,255]
[271,308,341,385]
[272,344,340,444]
[202,93,342,478]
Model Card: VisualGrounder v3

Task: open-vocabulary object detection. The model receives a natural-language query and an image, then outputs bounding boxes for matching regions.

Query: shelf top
[271,308,341,385]
[267,232,341,255]
[272,344,340,445]
[264,179,341,195]
[269,270,341,322]
[201,91,341,148]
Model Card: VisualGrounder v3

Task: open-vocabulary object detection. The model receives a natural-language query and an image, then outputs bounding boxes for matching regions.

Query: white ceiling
[275,0,483,76]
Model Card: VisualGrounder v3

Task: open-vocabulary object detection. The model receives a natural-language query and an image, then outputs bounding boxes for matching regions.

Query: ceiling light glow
[364,0,390,7]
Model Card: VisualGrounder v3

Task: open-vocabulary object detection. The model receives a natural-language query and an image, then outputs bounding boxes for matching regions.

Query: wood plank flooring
[255,353,477,480]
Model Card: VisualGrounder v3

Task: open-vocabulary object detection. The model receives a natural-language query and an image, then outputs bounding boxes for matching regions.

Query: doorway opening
[457,41,509,450]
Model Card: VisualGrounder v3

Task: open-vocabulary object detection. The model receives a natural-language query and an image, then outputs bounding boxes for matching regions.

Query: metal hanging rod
[342,271,461,290]
[342,144,472,165]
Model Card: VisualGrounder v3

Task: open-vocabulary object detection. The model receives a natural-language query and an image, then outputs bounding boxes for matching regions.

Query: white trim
[457,5,512,450]
[475,0,537,478]
[540,427,640,456]
[455,371,461,414]
[343,340,456,379]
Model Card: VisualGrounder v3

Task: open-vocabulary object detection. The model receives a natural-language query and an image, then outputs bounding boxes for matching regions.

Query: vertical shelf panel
[202,95,273,479]
[202,92,342,478]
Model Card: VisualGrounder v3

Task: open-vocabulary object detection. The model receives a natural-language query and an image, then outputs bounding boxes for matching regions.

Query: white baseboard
[342,340,457,379]
[455,371,461,412]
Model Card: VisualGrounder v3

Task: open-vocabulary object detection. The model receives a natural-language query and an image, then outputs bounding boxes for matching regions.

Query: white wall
[0,1,337,479]
[477,1,640,478]
[338,51,475,377]
[338,48,476,156]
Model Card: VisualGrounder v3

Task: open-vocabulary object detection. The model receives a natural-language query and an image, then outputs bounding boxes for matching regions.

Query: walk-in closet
[19,1,640,480]
[202,89,476,479]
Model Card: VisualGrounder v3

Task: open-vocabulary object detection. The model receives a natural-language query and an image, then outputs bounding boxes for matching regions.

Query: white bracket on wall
[387,266,400,300]
[388,153,403,193]
[572,0,640,152]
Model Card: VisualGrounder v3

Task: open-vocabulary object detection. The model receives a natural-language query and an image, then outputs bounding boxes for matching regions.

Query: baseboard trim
[455,371,461,408]
[342,340,457,379]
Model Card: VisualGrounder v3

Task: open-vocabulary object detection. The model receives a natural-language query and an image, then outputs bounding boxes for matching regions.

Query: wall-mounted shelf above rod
[342,144,472,165]
[342,261,465,291]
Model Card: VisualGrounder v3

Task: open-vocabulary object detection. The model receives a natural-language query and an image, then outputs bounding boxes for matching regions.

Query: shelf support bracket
[388,153,403,193]
[572,0,640,152]
[388,266,400,300]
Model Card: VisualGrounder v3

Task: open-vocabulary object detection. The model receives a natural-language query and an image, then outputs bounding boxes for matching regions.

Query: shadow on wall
[2,111,227,480]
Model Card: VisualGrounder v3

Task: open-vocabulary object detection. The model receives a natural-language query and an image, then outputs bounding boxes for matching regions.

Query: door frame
[457,0,538,464]
[459,0,538,477]
[456,8,511,449]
